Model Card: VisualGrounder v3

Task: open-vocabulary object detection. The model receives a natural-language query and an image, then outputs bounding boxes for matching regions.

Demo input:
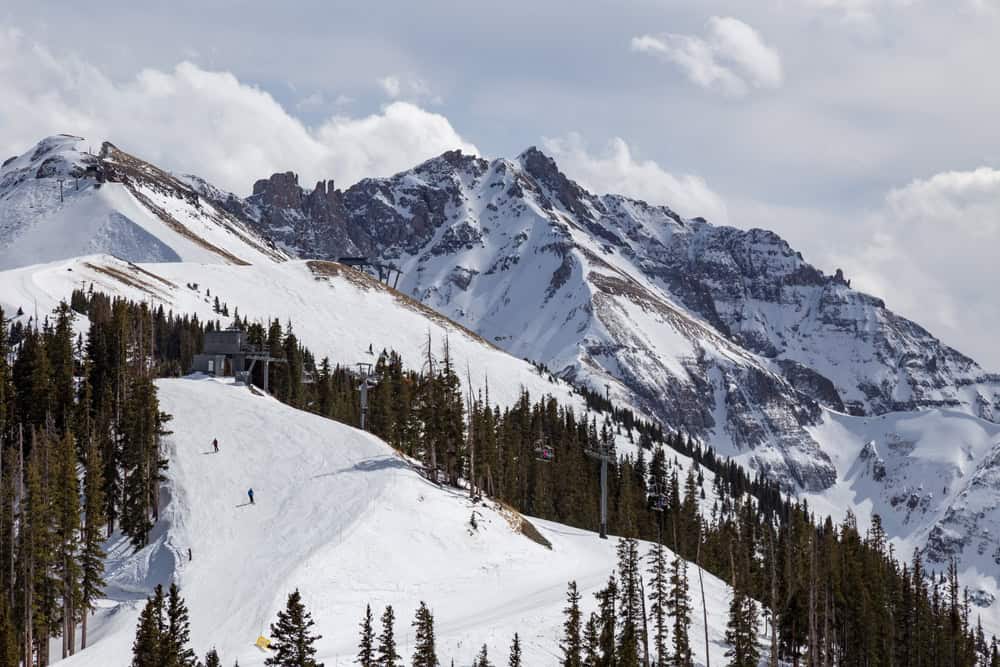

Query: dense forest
[2,288,998,666]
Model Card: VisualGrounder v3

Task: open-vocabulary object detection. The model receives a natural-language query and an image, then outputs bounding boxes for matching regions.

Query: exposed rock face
[198,147,998,493]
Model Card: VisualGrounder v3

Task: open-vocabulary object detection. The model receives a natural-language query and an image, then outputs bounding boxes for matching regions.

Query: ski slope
[0,255,589,416]
[60,376,738,666]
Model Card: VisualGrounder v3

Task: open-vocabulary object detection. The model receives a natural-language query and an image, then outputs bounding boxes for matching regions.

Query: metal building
[190,328,282,393]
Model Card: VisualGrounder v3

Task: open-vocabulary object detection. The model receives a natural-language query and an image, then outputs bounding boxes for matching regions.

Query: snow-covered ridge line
[0,135,288,270]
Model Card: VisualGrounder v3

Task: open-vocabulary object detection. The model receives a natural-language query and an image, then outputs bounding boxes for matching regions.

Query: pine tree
[266,589,324,667]
[377,606,401,667]
[205,648,222,667]
[411,601,438,667]
[508,634,522,667]
[163,583,198,667]
[595,575,617,667]
[80,434,107,649]
[668,553,693,667]
[724,587,759,667]
[561,581,583,667]
[473,644,493,667]
[357,604,376,667]
[583,614,601,667]
[615,539,642,667]
[132,585,166,667]
[647,543,669,666]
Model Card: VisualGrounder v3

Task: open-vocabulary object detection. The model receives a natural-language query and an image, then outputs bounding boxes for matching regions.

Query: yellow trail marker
[255,635,271,651]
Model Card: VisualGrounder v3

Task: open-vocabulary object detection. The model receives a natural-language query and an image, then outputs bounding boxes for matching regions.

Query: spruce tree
[615,539,642,667]
[377,606,401,667]
[647,543,669,666]
[583,614,601,667]
[205,648,222,667]
[668,553,693,667]
[473,644,493,667]
[724,587,759,667]
[595,575,618,667]
[266,588,324,667]
[357,604,375,667]
[80,435,107,649]
[132,585,166,667]
[411,601,438,667]
[164,583,198,667]
[508,634,522,667]
[561,581,583,667]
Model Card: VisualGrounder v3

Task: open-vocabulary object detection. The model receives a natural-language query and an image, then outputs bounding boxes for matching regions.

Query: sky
[1,0,998,368]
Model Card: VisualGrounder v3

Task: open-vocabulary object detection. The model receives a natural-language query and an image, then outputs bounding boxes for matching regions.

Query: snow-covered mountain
[205,147,1000,493]
[3,135,999,633]
[0,135,287,269]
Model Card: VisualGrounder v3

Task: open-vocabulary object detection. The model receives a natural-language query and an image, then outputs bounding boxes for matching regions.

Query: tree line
[5,287,996,666]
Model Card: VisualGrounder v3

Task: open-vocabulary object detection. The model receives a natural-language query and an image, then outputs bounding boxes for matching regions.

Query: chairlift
[534,444,555,463]
[649,493,668,512]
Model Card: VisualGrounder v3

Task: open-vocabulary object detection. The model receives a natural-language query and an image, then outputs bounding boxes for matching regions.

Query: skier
[213,438,219,453]
[248,488,255,505]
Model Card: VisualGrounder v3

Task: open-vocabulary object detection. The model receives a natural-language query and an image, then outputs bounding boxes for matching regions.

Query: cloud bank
[0,28,476,194]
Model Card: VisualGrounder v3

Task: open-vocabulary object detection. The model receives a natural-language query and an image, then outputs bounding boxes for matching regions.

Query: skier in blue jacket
[248,488,255,505]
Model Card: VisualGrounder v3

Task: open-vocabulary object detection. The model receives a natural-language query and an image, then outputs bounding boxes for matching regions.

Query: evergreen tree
[357,604,375,667]
[647,543,670,666]
[473,644,493,667]
[595,575,618,667]
[724,588,758,667]
[266,589,324,667]
[508,634,522,667]
[668,553,693,667]
[163,583,198,667]
[411,601,438,667]
[132,585,166,667]
[615,539,642,667]
[80,435,107,649]
[583,614,601,667]
[377,606,401,667]
[204,648,222,667]
[561,581,583,667]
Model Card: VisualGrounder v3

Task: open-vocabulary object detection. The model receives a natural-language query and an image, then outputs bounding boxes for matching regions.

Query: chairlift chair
[534,444,555,463]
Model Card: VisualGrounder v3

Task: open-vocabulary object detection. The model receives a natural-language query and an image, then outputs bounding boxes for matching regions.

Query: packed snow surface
[59,377,738,666]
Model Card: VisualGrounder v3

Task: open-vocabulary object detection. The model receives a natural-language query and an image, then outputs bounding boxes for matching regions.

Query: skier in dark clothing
[248,488,254,505]
[213,438,219,453]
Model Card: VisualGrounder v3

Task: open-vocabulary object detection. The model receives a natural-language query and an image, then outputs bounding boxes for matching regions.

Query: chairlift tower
[585,437,613,540]
[356,361,375,431]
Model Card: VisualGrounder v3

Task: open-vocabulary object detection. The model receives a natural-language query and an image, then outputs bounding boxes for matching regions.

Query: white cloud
[825,168,1000,367]
[631,17,782,96]
[0,28,476,193]
[377,74,440,104]
[542,133,728,223]
[378,75,401,98]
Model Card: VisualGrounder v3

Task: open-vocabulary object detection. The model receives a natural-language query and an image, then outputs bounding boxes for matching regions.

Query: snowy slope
[794,408,1000,634]
[0,255,583,414]
[0,135,287,269]
[60,377,738,667]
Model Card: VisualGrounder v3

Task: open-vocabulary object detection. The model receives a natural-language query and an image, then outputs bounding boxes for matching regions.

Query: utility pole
[356,361,374,431]
[57,178,65,203]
